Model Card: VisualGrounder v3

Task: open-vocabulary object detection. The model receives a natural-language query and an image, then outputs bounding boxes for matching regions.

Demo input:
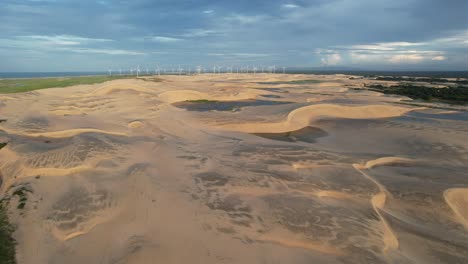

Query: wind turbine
[136,65,141,77]
[146,68,149,75]
[119,69,122,76]
[177,65,182,75]
[155,65,161,76]
[108,69,112,76]
[282,67,286,74]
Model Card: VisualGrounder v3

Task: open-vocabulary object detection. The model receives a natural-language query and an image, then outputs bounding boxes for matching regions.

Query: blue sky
[0,0,467,71]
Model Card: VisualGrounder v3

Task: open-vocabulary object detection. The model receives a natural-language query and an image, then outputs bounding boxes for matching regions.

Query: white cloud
[320,53,342,66]
[432,56,446,61]
[345,41,424,51]
[150,36,182,43]
[203,10,214,14]
[0,35,141,56]
[181,29,222,38]
[282,4,299,9]
[387,54,424,63]
[225,14,265,24]
[66,48,144,55]
[20,35,112,46]
[322,39,450,65]
[208,53,270,58]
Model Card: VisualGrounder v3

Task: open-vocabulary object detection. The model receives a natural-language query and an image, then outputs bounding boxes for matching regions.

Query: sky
[0,0,467,72]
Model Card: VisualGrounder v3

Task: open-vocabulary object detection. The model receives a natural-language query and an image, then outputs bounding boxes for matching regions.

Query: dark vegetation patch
[185,99,219,103]
[195,172,229,187]
[0,143,7,150]
[139,77,163,83]
[253,126,329,143]
[0,203,16,264]
[374,76,468,85]
[11,186,32,210]
[260,94,282,98]
[363,84,468,104]
[0,144,17,263]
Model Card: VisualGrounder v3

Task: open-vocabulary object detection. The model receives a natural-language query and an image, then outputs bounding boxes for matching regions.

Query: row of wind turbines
[107,65,287,76]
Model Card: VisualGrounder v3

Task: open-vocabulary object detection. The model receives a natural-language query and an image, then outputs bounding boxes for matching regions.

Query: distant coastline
[1,70,467,79]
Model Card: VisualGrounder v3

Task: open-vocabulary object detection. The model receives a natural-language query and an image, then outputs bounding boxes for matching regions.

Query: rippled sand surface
[1,74,467,263]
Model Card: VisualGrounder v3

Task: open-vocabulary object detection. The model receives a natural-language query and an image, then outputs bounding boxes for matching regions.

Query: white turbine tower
[108,69,112,76]
[146,68,149,75]
[156,65,161,76]
[282,67,286,74]
[136,65,141,77]
[119,69,122,76]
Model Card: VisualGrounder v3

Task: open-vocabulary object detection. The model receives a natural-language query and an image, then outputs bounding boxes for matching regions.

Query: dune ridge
[219,104,417,133]
[353,159,400,252]
[444,188,468,230]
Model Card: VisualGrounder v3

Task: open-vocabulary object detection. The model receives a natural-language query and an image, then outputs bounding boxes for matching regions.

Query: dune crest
[90,82,157,96]
[353,159,401,252]
[219,104,416,133]
[362,157,416,169]
[444,188,468,230]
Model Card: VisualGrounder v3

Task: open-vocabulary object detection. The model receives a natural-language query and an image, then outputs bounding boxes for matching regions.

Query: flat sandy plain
[0,74,467,263]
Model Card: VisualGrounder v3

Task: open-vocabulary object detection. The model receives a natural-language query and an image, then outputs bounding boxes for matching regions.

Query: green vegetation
[375,76,468,85]
[184,99,219,103]
[11,186,32,210]
[0,75,133,93]
[0,143,7,150]
[365,84,468,104]
[0,203,16,264]
[139,77,163,83]
[0,137,16,263]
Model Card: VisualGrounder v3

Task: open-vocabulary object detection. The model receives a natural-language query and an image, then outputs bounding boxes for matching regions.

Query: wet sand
[0,73,467,263]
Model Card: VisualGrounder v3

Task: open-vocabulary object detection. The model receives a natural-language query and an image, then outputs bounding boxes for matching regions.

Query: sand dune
[2,128,127,138]
[444,188,468,230]
[360,157,416,170]
[353,158,401,252]
[219,104,417,133]
[1,74,467,264]
[90,82,157,96]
